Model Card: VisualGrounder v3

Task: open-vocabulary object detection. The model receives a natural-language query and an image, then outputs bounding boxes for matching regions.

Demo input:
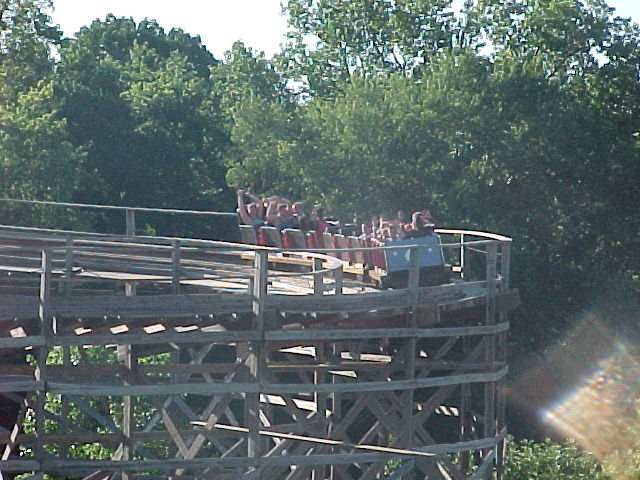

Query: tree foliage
[504,439,608,479]
[55,16,230,213]
[211,41,289,120]
[280,0,460,96]
[0,80,86,227]
[0,0,60,100]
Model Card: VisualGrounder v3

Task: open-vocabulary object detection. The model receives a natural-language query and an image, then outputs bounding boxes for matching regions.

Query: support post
[61,237,73,461]
[125,209,136,296]
[329,336,342,480]
[171,240,181,294]
[64,234,73,297]
[329,260,344,478]
[121,345,137,480]
[313,341,328,480]
[334,262,343,296]
[460,233,465,280]
[313,257,323,296]
[404,246,420,447]
[500,241,511,293]
[484,242,498,458]
[121,217,138,480]
[460,336,472,472]
[35,250,52,469]
[496,241,511,478]
[58,345,71,461]
[247,251,267,469]
[125,208,136,237]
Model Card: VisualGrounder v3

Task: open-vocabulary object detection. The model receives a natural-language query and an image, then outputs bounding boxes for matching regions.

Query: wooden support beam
[171,240,181,294]
[34,250,52,463]
[312,257,323,297]
[403,246,420,448]
[247,251,267,466]
[64,234,73,297]
[483,242,498,465]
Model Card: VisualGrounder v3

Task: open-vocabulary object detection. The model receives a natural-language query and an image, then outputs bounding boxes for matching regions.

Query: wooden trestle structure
[0,204,518,480]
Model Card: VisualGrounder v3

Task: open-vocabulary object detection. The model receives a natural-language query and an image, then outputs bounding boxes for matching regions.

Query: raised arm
[265,200,279,226]
[245,191,264,218]
[245,191,261,203]
[236,190,252,225]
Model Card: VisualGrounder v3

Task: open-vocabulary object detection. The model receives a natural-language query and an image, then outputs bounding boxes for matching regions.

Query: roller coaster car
[378,234,451,289]
[238,224,451,287]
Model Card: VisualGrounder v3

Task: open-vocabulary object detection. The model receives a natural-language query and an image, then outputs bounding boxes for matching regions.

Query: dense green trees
[280,0,460,95]
[0,0,87,227]
[56,16,230,213]
[504,439,608,479]
[2,7,240,234]
[0,0,60,99]
[0,81,84,212]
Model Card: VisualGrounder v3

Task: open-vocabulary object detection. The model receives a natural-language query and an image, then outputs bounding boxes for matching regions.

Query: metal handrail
[0,197,236,217]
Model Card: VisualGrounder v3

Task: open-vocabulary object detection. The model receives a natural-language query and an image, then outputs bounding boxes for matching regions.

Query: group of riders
[236,190,436,242]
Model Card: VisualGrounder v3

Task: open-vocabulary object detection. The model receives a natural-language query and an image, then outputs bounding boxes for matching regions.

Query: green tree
[0,0,88,228]
[280,0,460,96]
[211,40,289,121]
[120,45,229,209]
[225,96,306,195]
[229,37,640,349]
[504,439,608,479]
[0,0,60,101]
[0,80,86,228]
[55,16,232,233]
[471,0,613,80]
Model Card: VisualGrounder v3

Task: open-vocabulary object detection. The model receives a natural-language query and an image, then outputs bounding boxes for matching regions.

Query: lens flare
[532,310,640,459]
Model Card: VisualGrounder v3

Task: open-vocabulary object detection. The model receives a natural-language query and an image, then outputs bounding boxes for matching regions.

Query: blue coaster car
[381,234,450,288]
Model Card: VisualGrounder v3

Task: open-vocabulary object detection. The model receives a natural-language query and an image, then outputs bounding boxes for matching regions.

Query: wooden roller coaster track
[0,200,518,480]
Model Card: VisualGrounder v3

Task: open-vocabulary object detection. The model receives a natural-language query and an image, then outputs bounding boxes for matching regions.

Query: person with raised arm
[265,196,298,232]
[405,211,435,239]
[236,189,265,228]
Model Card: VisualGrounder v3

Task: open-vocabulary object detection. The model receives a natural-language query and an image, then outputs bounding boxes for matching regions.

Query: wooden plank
[46,367,508,396]
[0,281,517,325]
[51,328,261,347]
[0,432,504,473]
[264,323,509,342]
[0,322,509,351]
[0,378,41,393]
[0,287,518,326]
[0,293,253,321]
